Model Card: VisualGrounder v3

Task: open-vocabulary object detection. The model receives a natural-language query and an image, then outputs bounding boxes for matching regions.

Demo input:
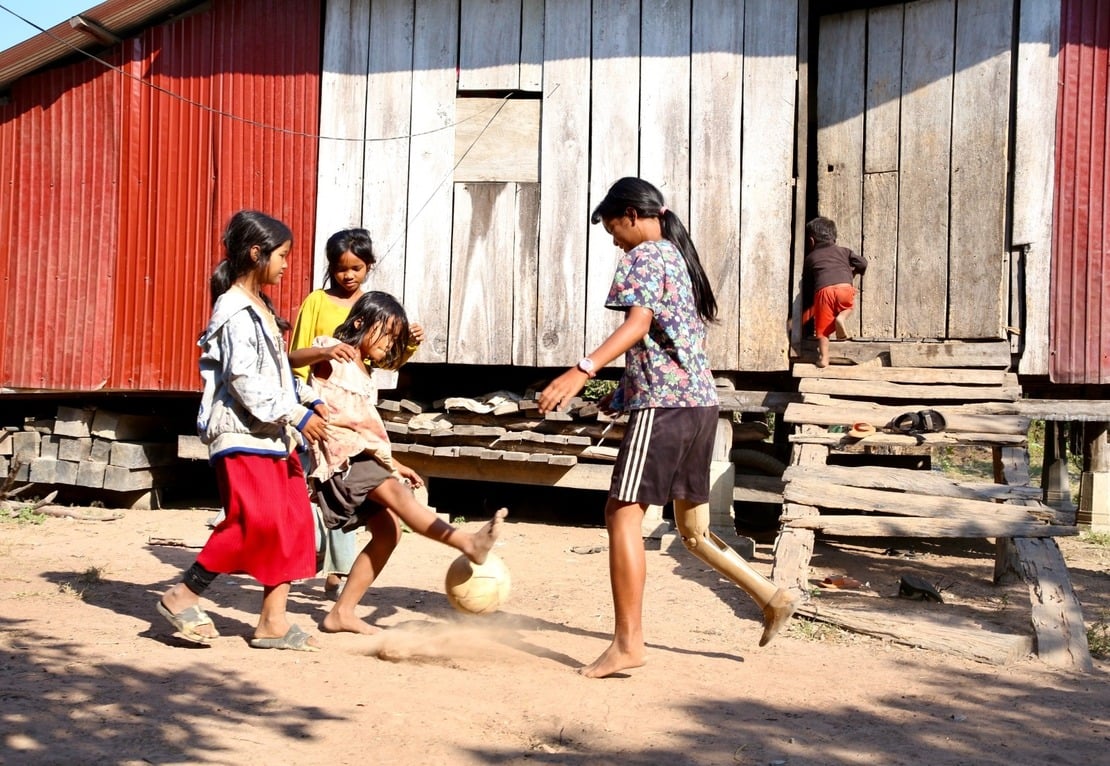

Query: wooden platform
[773,362,1093,671]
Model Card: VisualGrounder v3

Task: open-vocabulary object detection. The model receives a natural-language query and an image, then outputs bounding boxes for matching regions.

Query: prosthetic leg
[674,499,799,646]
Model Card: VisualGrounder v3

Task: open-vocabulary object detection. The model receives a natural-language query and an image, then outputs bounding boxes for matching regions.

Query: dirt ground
[2,498,1109,766]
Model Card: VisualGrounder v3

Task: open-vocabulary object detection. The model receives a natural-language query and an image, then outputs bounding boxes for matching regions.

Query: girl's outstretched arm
[537,306,652,414]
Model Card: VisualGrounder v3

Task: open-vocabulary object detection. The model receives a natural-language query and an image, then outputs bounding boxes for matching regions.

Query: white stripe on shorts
[618,408,655,500]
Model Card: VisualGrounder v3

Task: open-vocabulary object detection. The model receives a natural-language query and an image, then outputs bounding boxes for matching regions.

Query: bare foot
[578,642,647,678]
[758,588,800,647]
[320,610,381,635]
[816,357,829,368]
[466,507,508,565]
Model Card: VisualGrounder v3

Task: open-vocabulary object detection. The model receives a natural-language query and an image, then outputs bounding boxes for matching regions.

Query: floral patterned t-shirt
[605,239,719,410]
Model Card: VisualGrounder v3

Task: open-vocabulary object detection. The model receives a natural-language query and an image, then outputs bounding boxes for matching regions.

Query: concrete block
[57,437,93,462]
[177,434,208,461]
[29,458,78,485]
[54,406,95,438]
[0,430,12,456]
[104,465,157,491]
[109,441,176,469]
[39,434,61,460]
[12,431,40,460]
[1078,472,1110,532]
[90,439,112,462]
[91,410,164,441]
[708,459,736,529]
[76,460,107,488]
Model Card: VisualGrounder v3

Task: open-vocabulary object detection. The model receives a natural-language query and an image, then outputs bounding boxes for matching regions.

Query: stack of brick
[1,406,181,508]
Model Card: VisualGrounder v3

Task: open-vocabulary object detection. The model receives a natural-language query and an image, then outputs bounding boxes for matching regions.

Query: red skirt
[197,452,316,586]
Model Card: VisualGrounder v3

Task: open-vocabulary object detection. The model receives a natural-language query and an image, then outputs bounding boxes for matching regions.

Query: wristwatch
[576,357,596,378]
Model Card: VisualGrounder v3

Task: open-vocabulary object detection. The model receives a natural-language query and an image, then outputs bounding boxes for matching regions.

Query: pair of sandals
[888,408,946,435]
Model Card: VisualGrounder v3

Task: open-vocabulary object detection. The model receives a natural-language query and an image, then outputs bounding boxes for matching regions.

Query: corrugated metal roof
[0,0,201,89]
[1052,0,1110,385]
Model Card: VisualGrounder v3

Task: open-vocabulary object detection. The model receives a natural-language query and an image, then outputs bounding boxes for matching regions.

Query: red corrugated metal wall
[0,0,321,392]
[1053,0,1110,384]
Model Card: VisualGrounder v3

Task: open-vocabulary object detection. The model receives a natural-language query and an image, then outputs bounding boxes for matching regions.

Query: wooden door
[815,0,1012,341]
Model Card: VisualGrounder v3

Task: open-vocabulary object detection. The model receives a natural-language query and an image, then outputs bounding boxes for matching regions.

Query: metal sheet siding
[0,56,121,390]
[1,0,321,392]
[1053,0,1110,384]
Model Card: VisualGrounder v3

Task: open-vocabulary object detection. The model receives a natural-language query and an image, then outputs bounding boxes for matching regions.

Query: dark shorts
[609,406,718,506]
[312,456,393,533]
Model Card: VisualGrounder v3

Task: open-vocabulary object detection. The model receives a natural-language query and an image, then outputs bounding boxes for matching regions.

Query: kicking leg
[673,499,798,646]
[370,478,507,564]
[580,498,648,678]
[320,510,402,635]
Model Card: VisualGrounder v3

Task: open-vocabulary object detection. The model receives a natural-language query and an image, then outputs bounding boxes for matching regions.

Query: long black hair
[333,291,411,370]
[209,210,293,330]
[590,177,718,323]
[322,227,376,287]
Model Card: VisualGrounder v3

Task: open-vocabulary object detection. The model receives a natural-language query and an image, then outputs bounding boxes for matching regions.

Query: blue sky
[0,1,93,54]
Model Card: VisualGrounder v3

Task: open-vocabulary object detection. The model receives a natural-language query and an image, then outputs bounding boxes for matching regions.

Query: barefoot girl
[288,228,424,596]
[538,177,798,678]
[305,291,506,635]
[157,210,329,651]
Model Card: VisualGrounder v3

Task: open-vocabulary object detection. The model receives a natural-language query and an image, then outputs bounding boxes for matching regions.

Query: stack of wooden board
[773,362,1093,671]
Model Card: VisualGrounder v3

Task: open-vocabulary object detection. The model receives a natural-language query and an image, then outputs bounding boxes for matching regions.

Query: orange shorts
[812,284,856,338]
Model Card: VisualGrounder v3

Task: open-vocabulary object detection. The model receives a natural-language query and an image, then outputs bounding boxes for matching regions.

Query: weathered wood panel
[895,0,954,338]
[403,0,458,362]
[739,0,796,370]
[861,5,903,338]
[513,183,541,366]
[362,0,414,301]
[1013,0,1060,375]
[454,97,540,183]
[459,0,521,90]
[314,0,370,274]
[536,0,591,365]
[797,378,1020,401]
[692,0,744,368]
[792,362,1015,385]
[639,0,690,218]
[790,0,811,353]
[947,0,1011,338]
[586,0,640,355]
[519,0,544,91]
[448,183,517,364]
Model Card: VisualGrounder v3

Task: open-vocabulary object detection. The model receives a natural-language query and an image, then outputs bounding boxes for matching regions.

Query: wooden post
[1078,422,1110,531]
[1041,421,1075,512]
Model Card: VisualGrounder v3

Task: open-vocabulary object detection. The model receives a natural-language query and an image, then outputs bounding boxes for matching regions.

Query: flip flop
[156,600,220,645]
[890,409,947,434]
[249,624,320,652]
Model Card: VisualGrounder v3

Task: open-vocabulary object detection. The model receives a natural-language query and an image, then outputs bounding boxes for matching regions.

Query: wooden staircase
[772,362,1093,671]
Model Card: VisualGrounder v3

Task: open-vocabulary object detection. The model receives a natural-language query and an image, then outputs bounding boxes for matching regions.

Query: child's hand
[301,413,329,444]
[537,369,587,414]
[409,322,426,346]
[394,460,424,488]
[313,402,331,421]
[327,343,361,364]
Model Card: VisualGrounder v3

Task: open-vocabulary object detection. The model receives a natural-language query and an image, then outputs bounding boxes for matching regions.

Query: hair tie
[659,206,668,215]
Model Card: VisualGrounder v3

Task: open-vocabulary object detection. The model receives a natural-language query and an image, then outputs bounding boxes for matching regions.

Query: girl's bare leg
[580,499,647,679]
[256,583,318,647]
[371,478,507,564]
[320,510,402,634]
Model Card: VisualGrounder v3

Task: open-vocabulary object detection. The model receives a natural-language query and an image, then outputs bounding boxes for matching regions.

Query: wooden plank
[781,515,1075,538]
[586,0,640,355]
[816,10,865,257]
[797,377,1020,401]
[784,464,1043,503]
[403,0,458,363]
[314,0,370,267]
[400,451,610,490]
[947,0,1011,339]
[361,0,414,301]
[784,401,1030,435]
[536,0,591,365]
[448,183,517,364]
[512,183,541,366]
[459,0,521,90]
[783,478,1039,522]
[795,600,1033,665]
[789,0,811,355]
[1013,0,1060,375]
[453,98,540,183]
[792,362,1013,386]
[692,0,744,368]
[716,389,801,413]
[738,0,795,371]
[639,0,690,219]
[887,340,1012,368]
[519,0,544,91]
[789,430,1027,449]
[895,0,954,338]
[861,172,898,337]
[1003,399,1110,422]
[770,435,827,591]
[1013,537,1094,672]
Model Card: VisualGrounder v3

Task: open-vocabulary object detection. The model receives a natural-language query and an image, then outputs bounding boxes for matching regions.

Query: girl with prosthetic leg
[539,177,798,678]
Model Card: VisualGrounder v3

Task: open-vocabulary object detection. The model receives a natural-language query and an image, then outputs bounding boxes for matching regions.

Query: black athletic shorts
[609,406,718,506]
[312,456,392,533]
